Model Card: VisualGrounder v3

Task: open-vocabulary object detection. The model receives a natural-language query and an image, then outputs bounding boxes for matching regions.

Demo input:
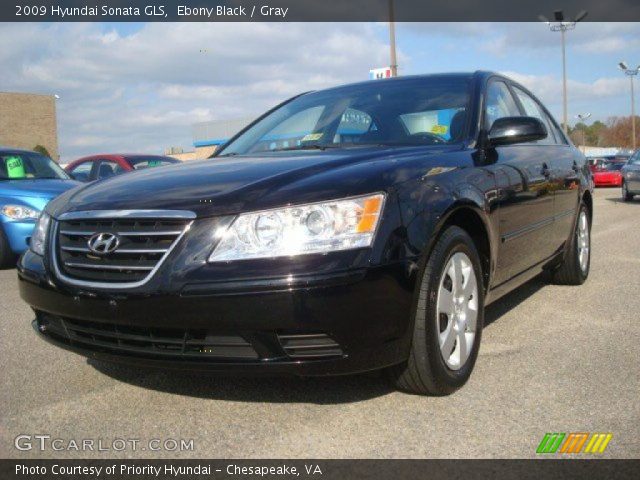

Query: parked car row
[0,148,179,267]
[588,154,630,187]
[65,154,180,182]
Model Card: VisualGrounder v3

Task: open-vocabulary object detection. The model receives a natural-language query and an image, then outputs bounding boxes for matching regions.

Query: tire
[551,203,590,285]
[387,226,484,396]
[622,181,633,202]
[0,226,15,269]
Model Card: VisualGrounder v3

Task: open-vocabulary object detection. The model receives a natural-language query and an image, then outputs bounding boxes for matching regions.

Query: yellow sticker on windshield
[5,156,26,179]
[301,133,323,142]
[431,125,448,135]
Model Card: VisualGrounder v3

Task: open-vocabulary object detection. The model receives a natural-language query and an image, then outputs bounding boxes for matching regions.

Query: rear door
[624,151,640,192]
[483,79,556,284]
[511,86,580,252]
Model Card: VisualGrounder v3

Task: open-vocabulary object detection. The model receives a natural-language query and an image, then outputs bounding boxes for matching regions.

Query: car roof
[314,72,483,94]
[0,146,38,155]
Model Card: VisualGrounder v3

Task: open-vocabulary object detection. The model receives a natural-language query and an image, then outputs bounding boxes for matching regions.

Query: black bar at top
[4,0,640,22]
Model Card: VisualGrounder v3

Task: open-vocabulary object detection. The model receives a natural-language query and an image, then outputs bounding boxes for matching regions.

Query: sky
[1,21,639,162]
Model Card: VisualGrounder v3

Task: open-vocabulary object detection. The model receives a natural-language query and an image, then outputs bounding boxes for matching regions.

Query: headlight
[30,212,51,256]
[209,193,385,262]
[1,205,40,220]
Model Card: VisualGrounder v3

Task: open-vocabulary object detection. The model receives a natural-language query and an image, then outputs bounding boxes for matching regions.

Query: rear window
[127,157,179,170]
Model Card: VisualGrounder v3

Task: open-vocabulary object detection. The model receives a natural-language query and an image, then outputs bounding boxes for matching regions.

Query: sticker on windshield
[301,133,323,142]
[431,125,448,135]
[5,156,26,179]
[147,160,162,167]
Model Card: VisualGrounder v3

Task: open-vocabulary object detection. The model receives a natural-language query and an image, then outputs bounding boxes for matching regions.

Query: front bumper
[18,250,416,376]
[2,220,36,254]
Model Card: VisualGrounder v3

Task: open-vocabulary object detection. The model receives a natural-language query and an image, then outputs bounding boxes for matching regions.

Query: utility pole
[619,62,639,150]
[540,10,588,134]
[389,0,398,77]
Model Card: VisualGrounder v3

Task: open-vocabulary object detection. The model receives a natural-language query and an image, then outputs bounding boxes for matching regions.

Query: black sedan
[18,72,592,395]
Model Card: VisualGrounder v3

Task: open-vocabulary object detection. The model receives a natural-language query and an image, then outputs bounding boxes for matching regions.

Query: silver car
[622,150,640,201]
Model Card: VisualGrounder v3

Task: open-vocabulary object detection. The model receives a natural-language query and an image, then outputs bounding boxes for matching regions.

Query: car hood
[0,179,79,199]
[48,146,462,217]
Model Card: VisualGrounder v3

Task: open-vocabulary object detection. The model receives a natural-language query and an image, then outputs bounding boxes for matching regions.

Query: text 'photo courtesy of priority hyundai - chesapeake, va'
[1,0,639,478]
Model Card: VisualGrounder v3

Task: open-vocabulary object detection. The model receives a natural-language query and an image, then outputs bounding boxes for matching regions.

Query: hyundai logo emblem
[87,232,120,255]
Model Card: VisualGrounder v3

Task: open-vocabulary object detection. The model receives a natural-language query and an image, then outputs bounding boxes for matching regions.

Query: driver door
[483,79,556,284]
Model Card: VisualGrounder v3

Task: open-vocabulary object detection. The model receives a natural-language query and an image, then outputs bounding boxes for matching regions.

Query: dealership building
[0,92,59,160]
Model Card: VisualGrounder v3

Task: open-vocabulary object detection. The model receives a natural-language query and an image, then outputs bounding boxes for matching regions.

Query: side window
[399,108,466,142]
[69,162,93,182]
[484,81,521,129]
[512,87,557,145]
[96,161,126,180]
[335,108,374,143]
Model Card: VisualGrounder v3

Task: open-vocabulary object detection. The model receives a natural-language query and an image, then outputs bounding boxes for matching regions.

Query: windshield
[0,152,69,180]
[218,77,471,156]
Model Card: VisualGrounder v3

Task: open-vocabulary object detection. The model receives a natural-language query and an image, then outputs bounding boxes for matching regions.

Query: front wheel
[387,226,484,395]
[622,181,633,202]
[551,203,590,285]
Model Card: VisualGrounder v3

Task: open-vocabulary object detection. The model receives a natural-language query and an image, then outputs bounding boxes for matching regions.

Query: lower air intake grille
[278,333,343,359]
[37,314,259,361]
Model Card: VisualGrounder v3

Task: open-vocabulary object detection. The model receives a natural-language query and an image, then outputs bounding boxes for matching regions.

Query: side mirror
[488,116,547,146]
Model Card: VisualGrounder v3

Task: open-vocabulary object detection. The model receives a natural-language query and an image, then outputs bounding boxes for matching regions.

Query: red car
[65,154,180,182]
[592,160,626,187]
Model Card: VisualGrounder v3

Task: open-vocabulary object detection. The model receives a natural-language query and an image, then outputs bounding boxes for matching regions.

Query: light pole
[575,113,591,152]
[539,9,588,135]
[388,0,398,77]
[619,61,640,150]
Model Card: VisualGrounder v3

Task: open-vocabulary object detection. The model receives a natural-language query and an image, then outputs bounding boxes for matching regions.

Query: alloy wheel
[436,252,478,370]
[577,210,590,273]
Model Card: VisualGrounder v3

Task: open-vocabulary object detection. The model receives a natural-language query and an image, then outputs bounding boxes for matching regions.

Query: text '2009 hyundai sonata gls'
[18,72,593,395]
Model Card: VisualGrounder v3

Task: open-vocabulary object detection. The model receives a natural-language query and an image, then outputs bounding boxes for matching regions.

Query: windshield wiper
[216,152,239,157]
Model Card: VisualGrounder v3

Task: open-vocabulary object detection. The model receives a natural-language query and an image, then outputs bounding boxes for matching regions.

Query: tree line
[568,115,639,149]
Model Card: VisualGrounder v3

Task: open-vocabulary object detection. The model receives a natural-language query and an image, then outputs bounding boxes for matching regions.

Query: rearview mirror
[488,116,547,146]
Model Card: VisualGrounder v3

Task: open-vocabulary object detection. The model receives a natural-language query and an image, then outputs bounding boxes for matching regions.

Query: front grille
[37,314,259,360]
[53,213,191,285]
[278,333,343,359]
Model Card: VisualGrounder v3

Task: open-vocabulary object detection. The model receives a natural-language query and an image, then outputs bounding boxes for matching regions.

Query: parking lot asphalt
[1,188,639,459]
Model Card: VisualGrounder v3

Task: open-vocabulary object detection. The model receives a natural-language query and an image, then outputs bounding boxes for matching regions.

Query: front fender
[396,167,498,287]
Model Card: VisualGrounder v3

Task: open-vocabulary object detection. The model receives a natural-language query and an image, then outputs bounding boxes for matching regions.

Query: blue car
[1,147,79,267]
